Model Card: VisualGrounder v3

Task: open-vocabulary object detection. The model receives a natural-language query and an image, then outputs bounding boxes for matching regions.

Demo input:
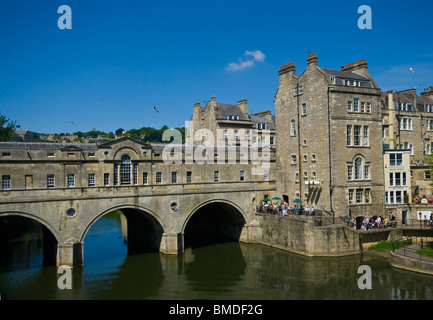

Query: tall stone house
[274,53,384,219]
[187,96,275,149]
[381,87,433,200]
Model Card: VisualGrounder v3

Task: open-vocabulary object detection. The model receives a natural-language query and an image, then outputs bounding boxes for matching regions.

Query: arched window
[120,155,131,184]
[291,120,296,136]
[355,157,363,180]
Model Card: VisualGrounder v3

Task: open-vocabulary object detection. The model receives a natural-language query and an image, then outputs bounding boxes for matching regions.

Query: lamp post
[419,211,424,248]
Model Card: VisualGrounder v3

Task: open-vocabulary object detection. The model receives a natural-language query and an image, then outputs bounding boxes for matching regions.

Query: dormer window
[256,123,267,130]
[227,115,239,120]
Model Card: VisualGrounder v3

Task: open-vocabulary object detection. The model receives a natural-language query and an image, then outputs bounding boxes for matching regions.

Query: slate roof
[249,114,276,130]
[0,142,98,150]
[321,68,373,88]
[215,103,251,121]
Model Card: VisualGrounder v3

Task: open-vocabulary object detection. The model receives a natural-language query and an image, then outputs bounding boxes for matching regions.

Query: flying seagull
[410,67,416,73]
[153,106,160,113]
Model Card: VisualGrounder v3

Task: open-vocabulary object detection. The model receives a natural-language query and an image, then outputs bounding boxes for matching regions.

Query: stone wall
[258,214,360,257]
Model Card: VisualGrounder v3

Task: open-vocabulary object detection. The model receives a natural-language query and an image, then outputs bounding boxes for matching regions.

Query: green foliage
[125,125,185,143]
[70,125,185,143]
[368,238,413,252]
[416,244,433,258]
[0,112,16,141]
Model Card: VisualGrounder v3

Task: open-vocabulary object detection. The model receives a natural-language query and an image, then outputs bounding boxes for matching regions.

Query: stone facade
[275,54,384,220]
[187,96,276,148]
[0,137,275,190]
[381,88,433,200]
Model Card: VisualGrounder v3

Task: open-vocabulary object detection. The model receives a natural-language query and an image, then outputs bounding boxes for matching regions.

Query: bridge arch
[0,210,60,243]
[0,210,59,266]
[81,204,166,255]
[182,199,247,248]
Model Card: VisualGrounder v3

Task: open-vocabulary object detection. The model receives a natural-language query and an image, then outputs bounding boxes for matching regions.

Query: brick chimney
[341,59,369,77]
[278,62,296,87]
[237,99,248,115]
[422,86,433,98]
[307,53,318,70]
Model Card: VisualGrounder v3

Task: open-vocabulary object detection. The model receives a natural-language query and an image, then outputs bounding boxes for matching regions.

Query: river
[1,212,433,300]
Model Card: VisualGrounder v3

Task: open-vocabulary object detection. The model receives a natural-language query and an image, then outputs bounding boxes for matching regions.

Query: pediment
[98,137,151,149]
[60,145,83,152]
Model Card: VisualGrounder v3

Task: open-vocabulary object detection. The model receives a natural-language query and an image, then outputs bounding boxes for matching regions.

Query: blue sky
[0,0,432,134]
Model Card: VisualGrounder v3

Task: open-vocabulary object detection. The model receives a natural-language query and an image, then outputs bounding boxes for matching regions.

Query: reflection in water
[184,243,247,295]
[1,212,433,300]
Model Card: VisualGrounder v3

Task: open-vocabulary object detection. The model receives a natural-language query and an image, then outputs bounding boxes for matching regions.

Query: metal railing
[256,205,345,226]
[392,237,433,262]
[400,219,433,229]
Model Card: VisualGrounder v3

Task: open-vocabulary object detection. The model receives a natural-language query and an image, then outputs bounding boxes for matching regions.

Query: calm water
[1,213,433,300]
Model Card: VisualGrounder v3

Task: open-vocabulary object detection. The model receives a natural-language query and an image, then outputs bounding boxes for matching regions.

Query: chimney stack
[237,99,248,115]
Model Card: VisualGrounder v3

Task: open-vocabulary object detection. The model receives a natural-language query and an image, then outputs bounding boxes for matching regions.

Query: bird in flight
[410,67,416,73]
[153,106,160,113]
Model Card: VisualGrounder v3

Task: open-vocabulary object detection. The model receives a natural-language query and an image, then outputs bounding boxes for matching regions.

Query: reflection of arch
[182,199,247,248]
[81,204,165,254]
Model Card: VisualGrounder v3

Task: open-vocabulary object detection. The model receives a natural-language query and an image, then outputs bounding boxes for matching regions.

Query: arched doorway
[183,200,246,249]
[354,216,365,230]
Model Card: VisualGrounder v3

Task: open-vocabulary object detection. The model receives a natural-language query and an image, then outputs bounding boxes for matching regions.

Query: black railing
[400,219,433,229]
[392,238,433,262]
[256,205,345,226]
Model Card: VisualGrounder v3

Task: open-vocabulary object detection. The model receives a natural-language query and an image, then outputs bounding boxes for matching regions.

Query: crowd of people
[258,201,316,216]
[346,214,397,230]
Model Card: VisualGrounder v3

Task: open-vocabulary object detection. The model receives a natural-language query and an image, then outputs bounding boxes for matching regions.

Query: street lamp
[419,211,424,248]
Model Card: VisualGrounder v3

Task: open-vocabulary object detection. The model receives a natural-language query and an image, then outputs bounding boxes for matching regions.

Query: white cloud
[225,50,266,71]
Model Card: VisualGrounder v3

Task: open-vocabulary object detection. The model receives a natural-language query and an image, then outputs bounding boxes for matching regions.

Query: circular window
[104,151,109,156]
[66,208,76,218]
[170,202,178,212]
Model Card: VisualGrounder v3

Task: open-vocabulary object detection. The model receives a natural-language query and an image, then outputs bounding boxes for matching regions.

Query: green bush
[368,238,413,252]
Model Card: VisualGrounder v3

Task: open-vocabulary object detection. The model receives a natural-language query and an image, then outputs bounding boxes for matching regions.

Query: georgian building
[187,96,275,148]
[381,87,433,199]
[0,137,275,191]
[275,54,384,219]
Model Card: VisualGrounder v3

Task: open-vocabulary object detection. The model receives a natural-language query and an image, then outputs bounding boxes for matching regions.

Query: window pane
[347,125,352,145]
[355,158,362,179]
[120,155,131,184]
[354,126,361,146]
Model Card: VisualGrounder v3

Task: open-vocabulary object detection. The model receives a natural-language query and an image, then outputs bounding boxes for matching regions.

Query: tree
[0,112,16,141]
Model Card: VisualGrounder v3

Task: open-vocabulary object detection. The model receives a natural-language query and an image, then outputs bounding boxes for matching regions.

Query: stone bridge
[0,181,275,268]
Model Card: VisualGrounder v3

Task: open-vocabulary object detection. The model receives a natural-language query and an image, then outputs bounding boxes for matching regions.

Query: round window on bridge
[66,208,76,218]
[170,202,178,213]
